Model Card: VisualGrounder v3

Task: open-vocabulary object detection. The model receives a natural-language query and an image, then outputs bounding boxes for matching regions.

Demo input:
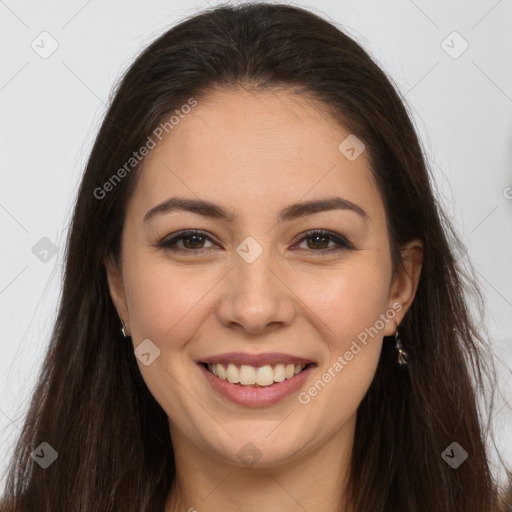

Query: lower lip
[198,363,315,407]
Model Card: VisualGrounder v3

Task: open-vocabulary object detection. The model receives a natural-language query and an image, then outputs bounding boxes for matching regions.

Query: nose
[215,250,296,335]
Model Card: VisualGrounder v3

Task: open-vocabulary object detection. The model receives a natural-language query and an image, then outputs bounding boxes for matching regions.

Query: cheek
[293,264,388,423]
[293,258,390,400]
[294,256,391,347]
[121,257,221,414]
[123,254,222,345]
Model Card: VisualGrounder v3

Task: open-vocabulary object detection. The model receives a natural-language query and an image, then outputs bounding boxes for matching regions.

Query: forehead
[127,88,383,225]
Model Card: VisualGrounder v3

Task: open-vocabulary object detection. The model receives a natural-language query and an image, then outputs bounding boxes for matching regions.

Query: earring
[394,321,408,365]
[120,320,128,338]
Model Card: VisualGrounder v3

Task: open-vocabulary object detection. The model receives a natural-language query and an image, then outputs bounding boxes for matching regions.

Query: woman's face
[106,88,421,468]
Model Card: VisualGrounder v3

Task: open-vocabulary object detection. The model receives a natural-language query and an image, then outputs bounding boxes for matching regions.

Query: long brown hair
[0,3,507,511]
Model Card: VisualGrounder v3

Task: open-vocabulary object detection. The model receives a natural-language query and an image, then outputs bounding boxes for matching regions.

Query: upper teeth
[208,363,306,386]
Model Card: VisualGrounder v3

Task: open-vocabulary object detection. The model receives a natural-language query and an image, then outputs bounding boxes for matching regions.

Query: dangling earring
[120,320,128,338]
[394,320,408,365]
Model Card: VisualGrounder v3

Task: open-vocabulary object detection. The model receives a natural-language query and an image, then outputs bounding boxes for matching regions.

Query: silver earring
[120,320,128,338]
[394,321,408,365]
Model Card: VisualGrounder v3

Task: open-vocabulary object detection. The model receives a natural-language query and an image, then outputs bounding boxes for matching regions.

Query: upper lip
[199,352,315,367]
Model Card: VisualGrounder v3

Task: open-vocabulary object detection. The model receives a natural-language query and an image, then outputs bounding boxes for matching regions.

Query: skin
[105,88,423,512]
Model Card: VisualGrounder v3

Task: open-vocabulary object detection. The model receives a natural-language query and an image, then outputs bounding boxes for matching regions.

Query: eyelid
[155,228,354,254]
[291,229,354,251]
[155,229,219,252]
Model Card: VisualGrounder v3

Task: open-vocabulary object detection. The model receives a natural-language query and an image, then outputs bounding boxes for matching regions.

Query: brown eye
[180,233,207,249]
[158,230,217,253]
[303,233,331,250]
[293,230,353,254]
[157,229,353,256]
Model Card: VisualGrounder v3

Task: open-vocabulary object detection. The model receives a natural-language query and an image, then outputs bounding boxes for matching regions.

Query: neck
[165,417,355,512]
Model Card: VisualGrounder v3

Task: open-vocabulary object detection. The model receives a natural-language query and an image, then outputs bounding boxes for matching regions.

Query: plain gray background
[1,0,511,487]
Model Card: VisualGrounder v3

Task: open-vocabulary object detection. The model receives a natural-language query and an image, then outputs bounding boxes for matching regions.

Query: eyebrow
[143,196,369,224]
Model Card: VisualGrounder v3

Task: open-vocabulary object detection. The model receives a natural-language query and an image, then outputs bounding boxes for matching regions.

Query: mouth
[199,361,315,387]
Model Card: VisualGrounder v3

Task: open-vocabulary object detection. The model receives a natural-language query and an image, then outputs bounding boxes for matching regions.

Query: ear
[383,239,423,336]
[104,254,130,336]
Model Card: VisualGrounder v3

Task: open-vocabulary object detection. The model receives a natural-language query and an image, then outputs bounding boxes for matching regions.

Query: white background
[1,0,511,487]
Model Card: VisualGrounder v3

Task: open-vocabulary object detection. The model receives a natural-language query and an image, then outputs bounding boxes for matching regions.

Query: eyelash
[156,229,354,256]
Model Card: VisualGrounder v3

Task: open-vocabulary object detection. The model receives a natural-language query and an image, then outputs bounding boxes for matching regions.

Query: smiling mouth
[200,362,314,387]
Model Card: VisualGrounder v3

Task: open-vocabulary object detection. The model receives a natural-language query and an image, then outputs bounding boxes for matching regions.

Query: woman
[0,3,508,511]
